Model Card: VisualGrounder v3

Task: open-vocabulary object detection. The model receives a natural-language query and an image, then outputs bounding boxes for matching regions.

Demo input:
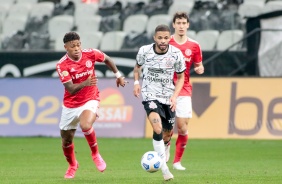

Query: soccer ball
[141,151,163,173]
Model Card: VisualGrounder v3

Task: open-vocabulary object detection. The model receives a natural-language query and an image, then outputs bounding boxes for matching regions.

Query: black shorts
[142,100,175,131]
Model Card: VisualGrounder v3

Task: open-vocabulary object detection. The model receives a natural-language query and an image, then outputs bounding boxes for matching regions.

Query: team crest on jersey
[148,101,157,109]
[86,60,92,68]
[165,59,173,68]
[185,49,192,56]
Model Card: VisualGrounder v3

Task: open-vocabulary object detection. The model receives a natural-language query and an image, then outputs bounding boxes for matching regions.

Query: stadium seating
[80,31,103,49]
[48,15,74,42]
[0,0,251,52]
[146,14,171,37]
[0,0,15,7]
[2,16,28,36]
[6,3,32,20]
[187,30,197,40]
[75,15,102,32]
[100,31,126,51]
[168,2,194,16]
[195,30,219,51]
[0,4,10,33]
[74,3,99,23]
[216,30,244,51]
[29,2,55,21]
[15,0,38,5]
[262,1,282,14]
[123,14,148,34]
[238,3,263,18]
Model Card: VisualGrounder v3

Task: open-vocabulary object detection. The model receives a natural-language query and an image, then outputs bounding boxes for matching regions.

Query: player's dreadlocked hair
[172,12,190,23]
[63,32,80,43]
[155,24,171,34]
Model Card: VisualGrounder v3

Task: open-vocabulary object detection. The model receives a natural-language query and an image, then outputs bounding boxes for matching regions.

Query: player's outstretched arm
[133,64,141,98]
[63,75,97,95]
[103,54,127,87]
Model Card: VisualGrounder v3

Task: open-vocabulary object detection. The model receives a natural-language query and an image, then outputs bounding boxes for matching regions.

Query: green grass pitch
[0,137,281,184]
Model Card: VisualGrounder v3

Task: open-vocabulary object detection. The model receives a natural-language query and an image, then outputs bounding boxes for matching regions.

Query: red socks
[62,143,76,166]
[83,127,99,155]
[173,133,188,163]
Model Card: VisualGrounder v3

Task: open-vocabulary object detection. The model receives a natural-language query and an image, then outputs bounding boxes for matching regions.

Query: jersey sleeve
[193,43,203,63]
[175,50,186,73]
[56,62,72,83]
[92,49,105,62]
[136,46,145,66]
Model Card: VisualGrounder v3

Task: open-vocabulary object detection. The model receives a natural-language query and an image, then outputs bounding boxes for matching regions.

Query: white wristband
[115,71,122,78]
[134,80,139,85]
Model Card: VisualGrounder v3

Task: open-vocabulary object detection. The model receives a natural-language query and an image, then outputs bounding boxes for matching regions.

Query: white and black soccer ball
[141,151,163,173]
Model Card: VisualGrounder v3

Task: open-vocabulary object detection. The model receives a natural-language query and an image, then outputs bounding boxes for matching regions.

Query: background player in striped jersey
[133,25,186,180]
[166,12,204,170]
[56,32,127,179]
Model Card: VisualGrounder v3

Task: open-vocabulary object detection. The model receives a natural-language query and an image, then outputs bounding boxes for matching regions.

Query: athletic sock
[83,127,99,155]
[173,132,188,163]
[153,139,168,171]
[62,143,76,166]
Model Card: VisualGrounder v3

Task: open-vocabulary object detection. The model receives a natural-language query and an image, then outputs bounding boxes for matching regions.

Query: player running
[56,32,127,179]
[133,25,186,181]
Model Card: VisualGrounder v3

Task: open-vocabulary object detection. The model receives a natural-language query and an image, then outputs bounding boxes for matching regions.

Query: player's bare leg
[173,117,189,170]
[80,110,106,172]
[149,112,174,181]
[61,129,79,179]
[163,129,173,163]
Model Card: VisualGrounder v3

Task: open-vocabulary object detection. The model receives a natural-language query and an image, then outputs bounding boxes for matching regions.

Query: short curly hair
[63,32,80,43]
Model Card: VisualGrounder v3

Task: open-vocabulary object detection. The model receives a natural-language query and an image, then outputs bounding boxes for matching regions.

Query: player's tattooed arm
[63,75,97,95]
[133,64,142,98]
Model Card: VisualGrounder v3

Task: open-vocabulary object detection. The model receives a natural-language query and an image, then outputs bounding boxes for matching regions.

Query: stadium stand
[187,30,197,40]
[48,15,74,45]
[74,3,99,22]
[80,31,104,49]
[100,31,126,51]
[195,30,220,51]
[168,1,194,16]
[6,3,32,20]
[123,14,148,34]
[29,2,55,21]
[75,15,102,32]
[262,1,282,14]
[216,29,244,51]
[0,0,256,51]
[15,0,38,5]
[146,14,171,37]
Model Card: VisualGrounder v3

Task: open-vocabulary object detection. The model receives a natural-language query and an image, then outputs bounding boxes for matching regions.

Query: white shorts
[59,100,99,130]
[176,96,192,118]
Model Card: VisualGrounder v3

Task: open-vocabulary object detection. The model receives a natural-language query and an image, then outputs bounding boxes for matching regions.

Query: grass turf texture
[0,138,281,184]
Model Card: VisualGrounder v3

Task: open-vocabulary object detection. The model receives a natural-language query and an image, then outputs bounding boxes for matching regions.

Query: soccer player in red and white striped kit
[166,12,204,170]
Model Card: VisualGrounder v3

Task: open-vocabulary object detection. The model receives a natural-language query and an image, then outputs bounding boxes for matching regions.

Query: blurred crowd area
[0,0,281,51]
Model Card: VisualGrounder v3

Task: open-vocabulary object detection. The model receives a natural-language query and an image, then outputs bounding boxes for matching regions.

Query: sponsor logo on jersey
[185,57,191,62]
[74,70,93,79]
